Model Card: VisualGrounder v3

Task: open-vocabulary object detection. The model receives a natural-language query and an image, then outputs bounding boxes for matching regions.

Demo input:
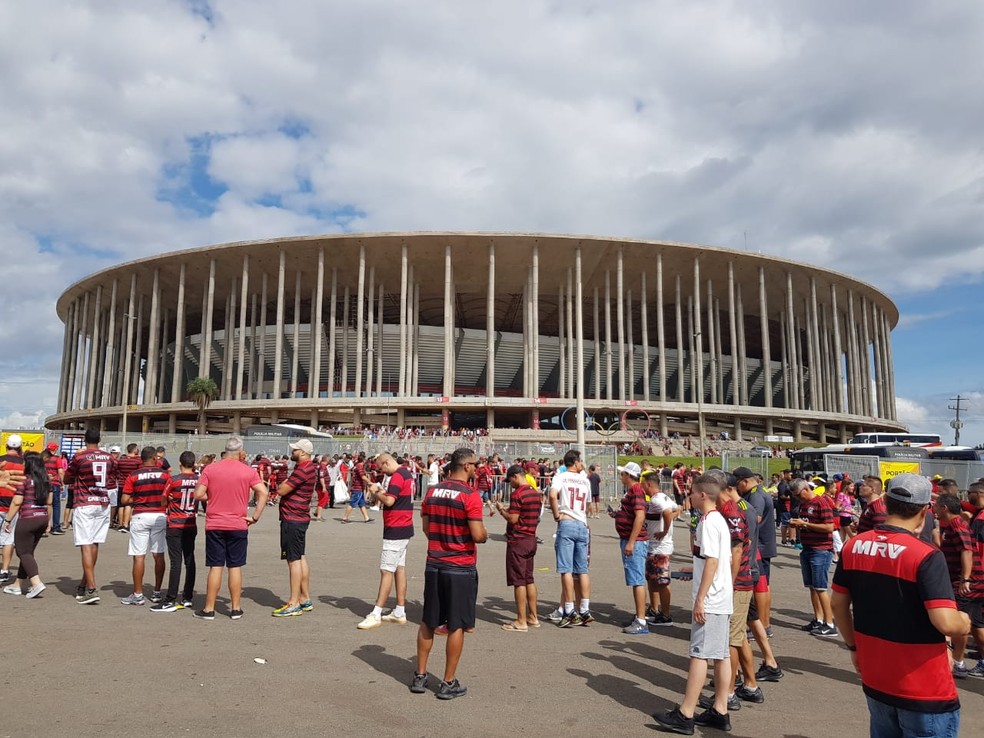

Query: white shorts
[107,489,119,507]
[128,513,167,556]
[0,513,17,547]
[379,538,410,572]
[73,505,111,546]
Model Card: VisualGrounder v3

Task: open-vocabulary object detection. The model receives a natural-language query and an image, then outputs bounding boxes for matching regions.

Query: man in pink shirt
[193,437,269,620]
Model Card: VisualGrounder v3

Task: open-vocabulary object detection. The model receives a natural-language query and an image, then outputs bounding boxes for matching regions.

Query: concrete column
[656,254,666,402]
[132,295,144,404]
[399,243,408,396]
[144,271,160,402]
[57,300,75,413]
[355,244,366,397]
[626,289,634,399]
[557,283,566,398]
[693,259,703,407]
[593,288,601,400]
[523,276,529,396]
[341,286,350,395]
[604,270,613,401]
[759,267,773,408]
[687,296,695,404]
[289,272,300,397]
[202,259,216,380]
[706,280,716,405]
[566,266,575,399]
[714,297,724,405]
[101,279,118,409]
[311,248,324,400]
[809,278,822,411]
[675,275,684,402]
[727,263,738,405]
[366,265,375,396]
[736,283,748,406]
[443,244,453,397]
[74,291,91,409]
[222,280,235,400]
[123,275,137,406]
[785,273,798,410]
[235,256,249,400]
[616,249,626,400]
[820,304,834,413]
[377,282,385,396]
[412,282,420,395]
[256,273,268,399]
[248,293,257,400]
[831,285,844,414]
[779,313,790,409]
[846,291,860,414]
[327,269,337,396]
[486,241,495,398]
[872,304,886,417]
[86,285,104,409]
[156,307,169,404]
[575,246,586,452]
[273,252,286,397]
[171,265,186,403]
[860,296,873,416]
[641,271,650,402]
[885,311,898,420]
[532,243,539,393]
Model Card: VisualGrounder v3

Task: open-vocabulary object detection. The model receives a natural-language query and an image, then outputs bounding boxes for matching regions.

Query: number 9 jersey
[66,448,117,507]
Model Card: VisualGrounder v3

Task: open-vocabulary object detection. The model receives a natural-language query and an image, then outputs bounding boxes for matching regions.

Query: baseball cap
[885,473,932,506]
[6,434,22,449]
[617,461,642,479]
[289,438,314,455]
[109,445,121,453]
[833,473,843,481]
[46,441,59,452]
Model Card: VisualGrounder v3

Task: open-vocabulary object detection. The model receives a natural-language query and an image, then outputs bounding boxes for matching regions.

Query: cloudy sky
[2,0,983,444]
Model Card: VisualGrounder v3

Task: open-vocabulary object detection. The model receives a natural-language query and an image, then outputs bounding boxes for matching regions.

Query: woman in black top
[2,453,52,598]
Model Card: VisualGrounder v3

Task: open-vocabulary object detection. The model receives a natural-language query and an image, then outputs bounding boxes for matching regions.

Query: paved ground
[7,506,984,738]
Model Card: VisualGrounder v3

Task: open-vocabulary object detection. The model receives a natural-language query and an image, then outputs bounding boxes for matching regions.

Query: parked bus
[791,444,929,477]
[848,432,942,447]
[928,446,984,462]
[244,423,334,439]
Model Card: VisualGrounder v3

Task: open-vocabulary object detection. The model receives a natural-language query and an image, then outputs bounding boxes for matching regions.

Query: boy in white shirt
[653,474,733,735]
[641,470,678,626]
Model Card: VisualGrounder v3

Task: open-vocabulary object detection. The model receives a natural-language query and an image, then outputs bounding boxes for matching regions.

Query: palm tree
[186,377,218,435]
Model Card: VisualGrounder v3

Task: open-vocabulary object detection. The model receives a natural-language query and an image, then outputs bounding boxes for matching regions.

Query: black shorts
[747,595,759,623]
[958,598,984,629]
[66,488,74,510]
[205,529,248,568]
[280,521,309,562]
[505,535,537,587]
[422,565,478,632]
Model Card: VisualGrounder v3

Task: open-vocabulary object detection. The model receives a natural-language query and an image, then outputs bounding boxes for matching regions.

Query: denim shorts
[866,696,959,738]
[800,548,833,590]
[554,519,590,574]
[620,538,648,586]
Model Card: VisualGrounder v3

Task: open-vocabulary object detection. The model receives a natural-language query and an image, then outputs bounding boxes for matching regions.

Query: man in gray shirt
[734,467,777,635]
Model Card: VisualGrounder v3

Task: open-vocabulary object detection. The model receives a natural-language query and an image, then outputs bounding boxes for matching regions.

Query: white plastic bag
[333,479,350,504]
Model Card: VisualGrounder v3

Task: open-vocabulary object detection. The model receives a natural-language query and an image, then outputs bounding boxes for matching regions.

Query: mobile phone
[606,504,615,514]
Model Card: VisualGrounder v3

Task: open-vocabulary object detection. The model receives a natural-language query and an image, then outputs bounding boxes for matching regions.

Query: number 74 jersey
[550,470,592,524]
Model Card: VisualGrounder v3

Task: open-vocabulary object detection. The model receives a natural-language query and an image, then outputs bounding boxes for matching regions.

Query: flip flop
[528,619,541,628]
[501,622,528,632]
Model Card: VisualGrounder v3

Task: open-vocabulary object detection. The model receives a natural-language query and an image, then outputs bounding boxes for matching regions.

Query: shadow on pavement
[320,594,375,617]
[568,668,654,714]
[352,644,418,689]
[242,585,283,608]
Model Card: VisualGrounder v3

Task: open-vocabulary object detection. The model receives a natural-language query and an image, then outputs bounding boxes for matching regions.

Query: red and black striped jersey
[721,498,753,591]
[279,459,316,523]
[615,483,648,541]
[44,456,64,486]
[122,465,169,514]
[0,452,25,512]
[422,479,483,568]
[476,464,492,490]
[381,466,415,540]
[66,449,116,507]
[165,472,199,529]
[833,526,958,713]
[506,484,541,541]
[939,516,984,599]
[799,494,835,550]
[350,462,366,491]
[857,496,887,534]
[114,454,141,490]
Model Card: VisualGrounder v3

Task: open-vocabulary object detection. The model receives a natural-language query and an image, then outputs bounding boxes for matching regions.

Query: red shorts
[753,572,769,593]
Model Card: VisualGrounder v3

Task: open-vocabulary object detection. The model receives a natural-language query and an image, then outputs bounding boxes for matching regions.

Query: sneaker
[813,623,839,638]
[765,625,775,638]
[117,526,129,533]
[953,662,970,679]
[382,611,407,624]
[699,693,741,712]
[578,611,595,626]
[622,620,650,635]
[694,706,732,731]
[120,593,145,606]
[51,529,65,536]
[801,619,821,631]
[150,601,179,613]
[357,612,382,629]
[436,678,467,700]
[25,582,46,599]
[149,590,163,604]
[409,672,428,694]
[558,611,583,628]
[180,599,194,608]
[755,663,784,682]
[735,684,765,703]
[230,609,244,620]
[645,605,660,620]
[273,604,302,618]
[648,611,673,627]
[74,583,86,601]
[77,588,100,605]
[300,600,314,612]
[652,706,695,735]
[193,609,215,620]
[967,661,984,678]
[546,608,565,623]
[2,585,22,595]
[0,571,9,583]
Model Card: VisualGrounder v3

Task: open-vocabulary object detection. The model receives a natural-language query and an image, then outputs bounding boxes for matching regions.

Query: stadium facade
[48,233,904,443]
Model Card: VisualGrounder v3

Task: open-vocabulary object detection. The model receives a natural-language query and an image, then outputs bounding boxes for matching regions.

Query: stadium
[47,233,904,444]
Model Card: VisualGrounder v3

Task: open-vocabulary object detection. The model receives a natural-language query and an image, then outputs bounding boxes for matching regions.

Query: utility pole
[948,394,966,445]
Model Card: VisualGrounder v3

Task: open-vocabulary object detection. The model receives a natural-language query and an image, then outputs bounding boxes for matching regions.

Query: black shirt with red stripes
[422,479,484,568]
[939,516,984,600]
[122,465,170,514]
[280,459,316,523]
[382,466,415,540]
[165,472,200,529]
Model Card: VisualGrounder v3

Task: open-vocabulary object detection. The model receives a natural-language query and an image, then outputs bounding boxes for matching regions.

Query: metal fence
[823,454,880,480]
[720,452,770,480]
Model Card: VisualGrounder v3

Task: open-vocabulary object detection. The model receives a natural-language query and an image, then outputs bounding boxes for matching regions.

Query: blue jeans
[51,485,62,532]
[866,696,959,738]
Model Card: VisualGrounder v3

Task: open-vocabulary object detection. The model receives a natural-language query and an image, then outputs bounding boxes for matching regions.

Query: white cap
[6,434,22,449]
[109,445,121,453]
[289,438,314,455]
[617,461,642,479]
